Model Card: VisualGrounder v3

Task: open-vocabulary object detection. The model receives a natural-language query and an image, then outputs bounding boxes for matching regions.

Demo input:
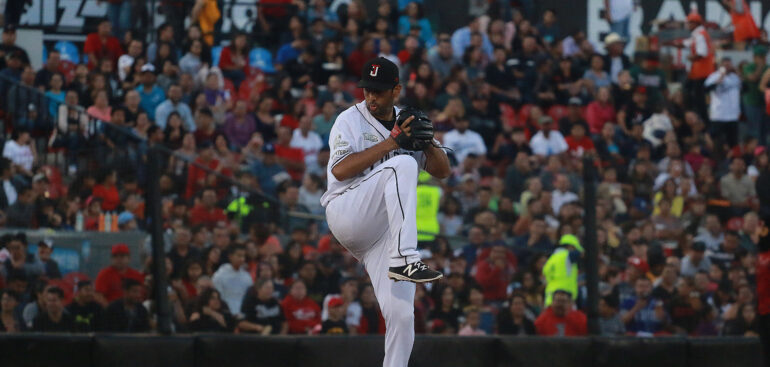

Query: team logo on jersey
[370,64,380,77]
[363,133,379,143]
[333,134,349,149]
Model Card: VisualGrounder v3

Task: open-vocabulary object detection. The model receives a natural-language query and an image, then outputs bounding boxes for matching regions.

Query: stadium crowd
[0,0,768,338]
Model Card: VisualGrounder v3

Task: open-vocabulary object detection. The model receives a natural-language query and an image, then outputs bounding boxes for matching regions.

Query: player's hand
[400,115,414,136]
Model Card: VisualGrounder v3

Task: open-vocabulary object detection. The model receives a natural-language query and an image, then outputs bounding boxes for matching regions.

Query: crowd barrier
[0,334,762,367]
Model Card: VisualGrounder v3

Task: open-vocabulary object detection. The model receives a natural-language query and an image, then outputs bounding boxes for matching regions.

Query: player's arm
[423,145,451,179]
[331,138,400,181]
[331,116,416,181]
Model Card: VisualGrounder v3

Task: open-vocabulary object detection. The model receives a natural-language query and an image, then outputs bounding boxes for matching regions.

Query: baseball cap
[262,143,276,154]
[140,64,155,73]
[38,239,54,249]
[358,57,400,91]
[568,97,582,106]
[117,211,135,226]
[3,24,17,34]
[328,296,345,308]
[559,234,584,253]
[538,116,554,125]
[111,243,130,256]
[687,12,703,24]
[627,256,649,273]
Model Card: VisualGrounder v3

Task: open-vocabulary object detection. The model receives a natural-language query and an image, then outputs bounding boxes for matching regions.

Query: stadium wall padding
[0,334,762,367]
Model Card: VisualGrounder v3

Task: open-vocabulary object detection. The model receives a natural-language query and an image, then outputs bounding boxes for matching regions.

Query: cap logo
[370,64,380,77]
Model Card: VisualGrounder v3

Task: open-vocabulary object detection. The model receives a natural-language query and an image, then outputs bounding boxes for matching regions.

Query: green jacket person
[416,171,441,243]
[543,234,584,307]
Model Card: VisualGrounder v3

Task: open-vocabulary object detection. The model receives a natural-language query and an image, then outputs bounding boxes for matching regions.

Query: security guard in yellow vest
[416,171,441,243]
[543,234,584,307]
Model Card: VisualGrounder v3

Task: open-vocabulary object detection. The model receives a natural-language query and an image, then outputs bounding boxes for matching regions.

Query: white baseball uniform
[322,101,427,367]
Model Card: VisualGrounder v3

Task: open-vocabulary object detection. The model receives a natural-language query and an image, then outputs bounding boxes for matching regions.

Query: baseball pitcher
[321,57,450,367]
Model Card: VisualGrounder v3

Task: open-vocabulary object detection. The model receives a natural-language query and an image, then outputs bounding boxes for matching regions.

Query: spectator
[599,294,625,336]
[67,280,103,332]
[102,278,150,332]
[681,241,712,277]
[94,243,144,305]
[705,58,742,149]
[155,84,195,131]
[0,290,22,332]
[223,100,256,149]
[723,303,759,336]
[534,290,588,336]
[496,293,536,335]
[458,307,486,335]
[290,116,324,166]
[621,277,666,335]
[83,19,124,70]
[189,188,228,229]
[605,0,634,41]
[239,278,288,334]
[585,87,616,134]
[321,296,349,334]
[451,17,493,60]
[475,244,515,302]
[34,240,60,280]
[188,288,235,332]
[135,64,166,122]
[3,129,35,177]
[212,244,252,315]
[32,287,74,332]
[720,157,756,211]
[281,279,322,334]
[529,116,568,157]
[443,118,487,165]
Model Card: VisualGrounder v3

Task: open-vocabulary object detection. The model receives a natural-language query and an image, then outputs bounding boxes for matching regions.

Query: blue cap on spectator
[632,198,651,215]
[262,143,276,154]
[249,48,276,73]
[118,211,135,226]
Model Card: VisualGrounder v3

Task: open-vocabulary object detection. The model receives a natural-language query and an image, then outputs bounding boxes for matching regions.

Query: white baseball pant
[325,155,420,367]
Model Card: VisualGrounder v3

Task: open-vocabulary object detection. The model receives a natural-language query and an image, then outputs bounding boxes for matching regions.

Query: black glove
[390,107,434,151]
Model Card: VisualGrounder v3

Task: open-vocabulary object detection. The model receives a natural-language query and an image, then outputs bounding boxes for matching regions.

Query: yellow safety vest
[542,248,578,307]
[416,184,440,241]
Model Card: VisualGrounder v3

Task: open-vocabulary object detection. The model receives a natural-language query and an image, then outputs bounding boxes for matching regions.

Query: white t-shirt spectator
[3,140,34,172]
[704,69,741,122]
[290,128,324,166]
[529,130,568,156]
[552,189,579,214]
[443,128,487,163]
[608,0,634,22]
[212,263,254,316]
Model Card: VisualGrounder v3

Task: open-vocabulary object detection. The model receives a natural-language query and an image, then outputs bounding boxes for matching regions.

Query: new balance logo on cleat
[388,261,443,283]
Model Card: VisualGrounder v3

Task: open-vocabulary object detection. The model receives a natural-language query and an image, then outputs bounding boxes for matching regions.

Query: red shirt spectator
[474,245,516,302]
[83,20,124,69]
[347,38,377,77]
[92,170,120,211]
[275,126,305,181]
[585,88,616,134]
[565,123,595,158]
[185,144,232,199]
[189,188,229,229]
[94,244,144,304]
[281,281,321,334]
[534,291,588,336]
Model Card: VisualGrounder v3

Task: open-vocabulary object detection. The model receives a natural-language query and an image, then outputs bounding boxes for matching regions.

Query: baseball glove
[390,107,434,151]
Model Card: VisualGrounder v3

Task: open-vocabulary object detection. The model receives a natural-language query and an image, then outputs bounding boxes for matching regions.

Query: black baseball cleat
[388,261,443,283]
